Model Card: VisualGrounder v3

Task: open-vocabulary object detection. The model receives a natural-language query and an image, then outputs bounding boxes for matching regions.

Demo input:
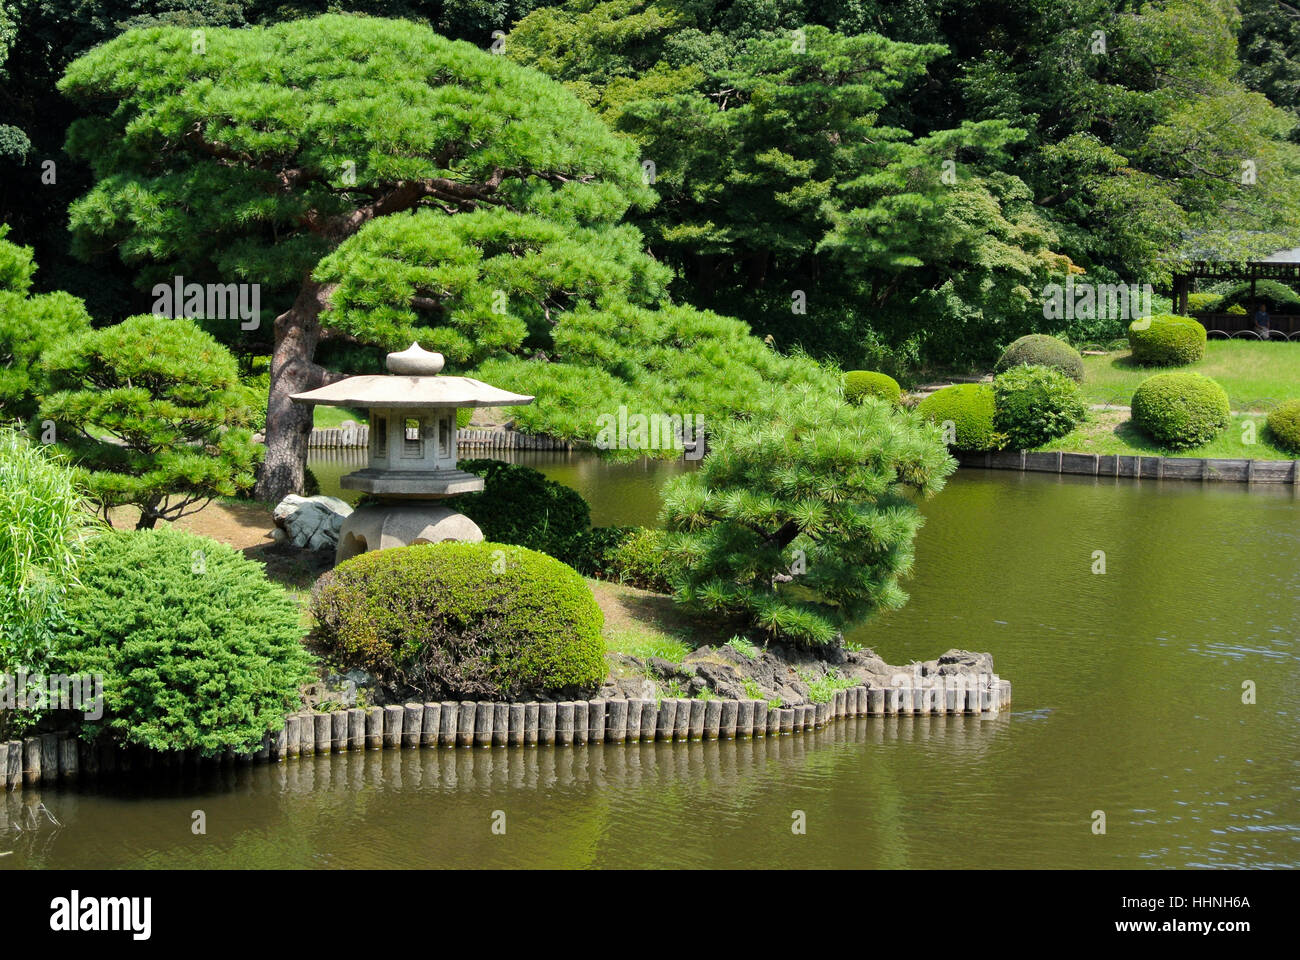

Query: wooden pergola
[1172,245,1300,339]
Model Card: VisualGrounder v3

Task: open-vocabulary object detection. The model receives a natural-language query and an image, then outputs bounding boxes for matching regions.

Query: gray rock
[272,494,353,550]
[936,649,995,676]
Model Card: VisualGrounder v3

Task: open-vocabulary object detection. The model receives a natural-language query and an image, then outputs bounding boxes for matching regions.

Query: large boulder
[273,494,353,550]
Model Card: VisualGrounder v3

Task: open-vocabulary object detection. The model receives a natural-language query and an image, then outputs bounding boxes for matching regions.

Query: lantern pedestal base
[335,502,483,565]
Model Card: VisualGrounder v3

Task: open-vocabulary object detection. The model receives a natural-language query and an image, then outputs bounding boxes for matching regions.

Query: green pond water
[3,455,1297,869]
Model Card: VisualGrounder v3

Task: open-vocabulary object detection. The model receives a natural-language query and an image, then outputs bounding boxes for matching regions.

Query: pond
[4,458,1297,869]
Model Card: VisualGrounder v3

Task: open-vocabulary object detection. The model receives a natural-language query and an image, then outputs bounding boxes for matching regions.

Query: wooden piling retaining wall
[2,677,1010,790]
[307,426,575,452]
[958,449,1300,485]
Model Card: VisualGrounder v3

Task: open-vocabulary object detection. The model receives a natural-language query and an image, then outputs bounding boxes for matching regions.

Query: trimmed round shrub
[844,370,902,405]
[1127,314,1206,366]
[443,459,591,565]
[1266,400,1300,454]
[1186,292,1222,312]
[312,542,605,700]
[993,335,1084,382]
[1130,373,1231,449]
[993,364,1088,448]
[54,529,313,753]
[915,383,999,452]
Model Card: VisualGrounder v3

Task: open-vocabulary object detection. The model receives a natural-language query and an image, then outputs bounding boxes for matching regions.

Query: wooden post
[348,708,366,750]
[403,703,423,748]
[421,703,441,748]
[605,700,627,743]
[365,706,384,750]
[383,704,404,748]
[493,703,510,747]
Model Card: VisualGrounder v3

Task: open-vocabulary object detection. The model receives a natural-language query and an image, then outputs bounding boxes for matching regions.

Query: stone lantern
[291,343,533,564]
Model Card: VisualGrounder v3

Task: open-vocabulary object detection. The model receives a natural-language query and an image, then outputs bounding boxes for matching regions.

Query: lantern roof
[290,343,534,409]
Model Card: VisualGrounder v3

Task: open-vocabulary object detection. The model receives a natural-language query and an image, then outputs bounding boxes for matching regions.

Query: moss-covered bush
[444,459,591,565]
[1127,314,1206,366]
[1130,373,1231,449]
[916,383,1000,452]
[312,542,605,699]
[993,364,1088,448]
[844,370,902,405]
[54,529,313,753]
[993,335,1084,382]
[1266,400,1300,454]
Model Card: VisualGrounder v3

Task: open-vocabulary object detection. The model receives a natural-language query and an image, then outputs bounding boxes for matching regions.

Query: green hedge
[993,335,1084,382]
[916,383,1000,452]
[993,364,1088,448]
[312,542,605,700]
[844,370,902,405]
[1127,314,1206,366]
[443,459,591,565]
[54,529,313,753]
[1131,373,1231,449]
[1267,400,1300,454]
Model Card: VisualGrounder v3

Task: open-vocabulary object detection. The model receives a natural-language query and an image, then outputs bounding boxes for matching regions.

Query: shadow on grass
[1109,418,1167,454]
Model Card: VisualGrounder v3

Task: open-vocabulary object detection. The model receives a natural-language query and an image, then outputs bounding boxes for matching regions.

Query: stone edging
[957,449,1300,484]
[307,426,576,451]
[3,677,1010,790]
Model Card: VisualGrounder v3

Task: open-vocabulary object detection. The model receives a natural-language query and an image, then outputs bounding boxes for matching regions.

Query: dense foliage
[1131,372,1231,448]
[54,528,313,753]
[443,458,592,565]
[1127,314,1208,366]
[312,542,606,699]
[993,335,1084,382]
[993,365,1088,449]
[0,226,91,421]
[844,371,902,405]
[915,383,1000,452]
[39,315,260,528]
[660,386,952,648]
[1266,399,1300,454]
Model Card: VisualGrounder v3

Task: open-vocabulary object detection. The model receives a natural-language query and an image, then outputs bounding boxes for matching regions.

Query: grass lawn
[312,405,369,428]
[1036,408,1296,460]
[1080,341,1300,411]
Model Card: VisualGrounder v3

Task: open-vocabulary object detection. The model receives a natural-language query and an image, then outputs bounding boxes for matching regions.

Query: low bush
[844,370,902,405]
[312,542,605,700]
[574,525,684,593]
[1130,372,1231,449]
[993,335,1084,382]
[915,383,1000,452]
[54,528,313,753]
[1219,279,1300,313]
[993,364,1088,449]
[444,459,591,565]
[1186,292,1222,312]
[1127,314,1206,366]
[1266,400,1300,454]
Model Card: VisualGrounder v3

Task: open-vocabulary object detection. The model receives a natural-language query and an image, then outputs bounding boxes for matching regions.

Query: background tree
[660,385,954,647]
[59,14,653,501]
[506,0,1300,369]
[39,315,259,528]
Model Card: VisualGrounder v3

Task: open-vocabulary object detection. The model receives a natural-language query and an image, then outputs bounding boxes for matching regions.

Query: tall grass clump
[0,428,99,731]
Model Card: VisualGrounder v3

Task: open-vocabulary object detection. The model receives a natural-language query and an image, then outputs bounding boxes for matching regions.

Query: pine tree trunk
[254,277,339,503]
